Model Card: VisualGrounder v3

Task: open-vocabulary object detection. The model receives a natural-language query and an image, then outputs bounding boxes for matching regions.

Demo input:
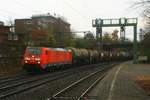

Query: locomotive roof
[27,47,68,51]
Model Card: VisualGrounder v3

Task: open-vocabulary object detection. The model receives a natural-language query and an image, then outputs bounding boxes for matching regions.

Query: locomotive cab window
[27,47,41,55]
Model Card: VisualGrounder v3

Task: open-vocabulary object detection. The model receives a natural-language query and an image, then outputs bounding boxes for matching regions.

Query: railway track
[0,73,28,85]
[50,64,114,100]
[0,63,110,100]
[78,73,106,100]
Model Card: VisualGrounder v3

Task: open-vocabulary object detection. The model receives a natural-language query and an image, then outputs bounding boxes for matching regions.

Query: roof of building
[15,14,70,25]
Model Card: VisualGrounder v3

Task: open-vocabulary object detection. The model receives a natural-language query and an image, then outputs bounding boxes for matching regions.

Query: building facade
[0,23,10,43]
[0,22,24,67]
[15,14,71,46]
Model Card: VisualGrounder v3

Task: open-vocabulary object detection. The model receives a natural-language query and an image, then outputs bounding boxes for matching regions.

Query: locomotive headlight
[37,61,40,64]
[25,60,28,63]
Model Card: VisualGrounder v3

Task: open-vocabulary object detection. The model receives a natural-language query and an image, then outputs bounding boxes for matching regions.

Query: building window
[8,34,12,40]
[13,34,18,40]
[25,21,32,25]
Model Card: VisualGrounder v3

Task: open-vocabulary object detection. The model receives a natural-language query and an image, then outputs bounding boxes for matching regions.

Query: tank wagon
[23,47,130,72]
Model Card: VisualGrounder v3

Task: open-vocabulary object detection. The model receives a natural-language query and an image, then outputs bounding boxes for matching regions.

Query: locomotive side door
[45,49,48,66]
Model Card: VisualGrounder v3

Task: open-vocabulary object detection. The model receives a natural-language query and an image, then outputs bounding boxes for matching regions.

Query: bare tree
[112,29,119,41]
[133,0,150,31]
[134,0,150,59]
[6,18,15,32]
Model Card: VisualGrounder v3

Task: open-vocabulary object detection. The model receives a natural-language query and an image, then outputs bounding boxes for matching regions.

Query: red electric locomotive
[23,47,72,72]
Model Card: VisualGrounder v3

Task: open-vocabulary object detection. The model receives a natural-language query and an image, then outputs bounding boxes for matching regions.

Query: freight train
[138,49,150,62]
[23,47,131,72]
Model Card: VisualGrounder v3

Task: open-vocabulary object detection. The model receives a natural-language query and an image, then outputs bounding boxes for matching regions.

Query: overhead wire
[10,0,40,14]
[61,0,93,33]
[62,0,90,22]
[0,8,26,24]
[0,8,23,17]
[0,0,93,32]
[81,0,95,18]
[0,0,31,20]
[0,0,44,24]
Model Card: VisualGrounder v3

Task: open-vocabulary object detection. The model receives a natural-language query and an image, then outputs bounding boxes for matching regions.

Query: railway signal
[92,18,138,63]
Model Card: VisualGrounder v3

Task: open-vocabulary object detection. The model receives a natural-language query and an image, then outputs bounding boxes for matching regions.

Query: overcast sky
[0,0,143,40]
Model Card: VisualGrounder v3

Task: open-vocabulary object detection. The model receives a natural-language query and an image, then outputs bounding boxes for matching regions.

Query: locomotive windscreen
[27,47,41,55]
